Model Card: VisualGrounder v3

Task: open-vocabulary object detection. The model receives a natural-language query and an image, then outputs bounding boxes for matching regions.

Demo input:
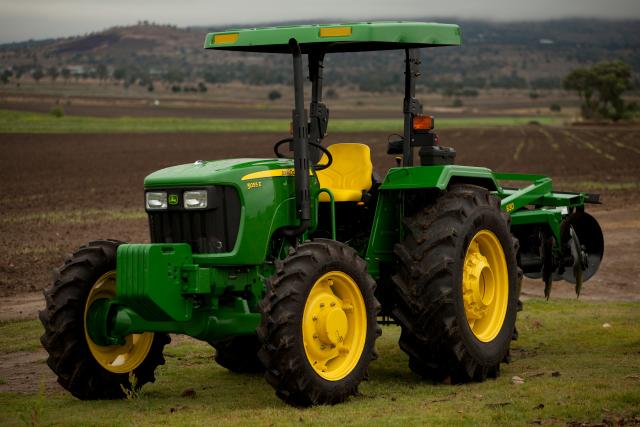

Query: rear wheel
[39,240,170,399]
[258,239,381,406]
[392,185,519,382]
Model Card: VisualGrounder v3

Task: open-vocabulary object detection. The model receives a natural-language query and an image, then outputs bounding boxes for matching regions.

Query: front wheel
[257,239,381,406]
[392,185,519,382]
[39,240,170,399]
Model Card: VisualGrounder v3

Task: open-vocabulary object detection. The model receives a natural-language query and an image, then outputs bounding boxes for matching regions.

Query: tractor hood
[144,158,295,188]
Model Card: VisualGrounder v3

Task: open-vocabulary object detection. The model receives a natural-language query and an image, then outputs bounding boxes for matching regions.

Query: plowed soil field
[1,125,639,312]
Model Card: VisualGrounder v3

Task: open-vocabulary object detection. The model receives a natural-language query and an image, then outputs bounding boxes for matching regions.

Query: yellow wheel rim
[302,271,367,381]
[462,230,509,342]
[84,272,154,373]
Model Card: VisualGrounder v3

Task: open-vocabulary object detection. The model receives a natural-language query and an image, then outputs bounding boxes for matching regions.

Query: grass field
[1,299,639,426]
[0,109,562,133]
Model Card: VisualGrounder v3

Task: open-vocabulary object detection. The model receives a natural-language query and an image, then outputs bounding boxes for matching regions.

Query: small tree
[1,69,12,84]
[32,68,44,83]
[113,67,127,81]
[47,66,59,82]
[563,61,633,121]
[49,106,64,117]
[268,90,281,101]
[61,68,71,83]
[96,64,108,83]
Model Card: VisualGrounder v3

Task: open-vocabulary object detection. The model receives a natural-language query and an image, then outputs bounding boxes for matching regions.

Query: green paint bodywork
[205,22,461,53]
[88,242,269,345]
[145,158,319,265]
[493,172,586,255]
[380,165,498,190]
[365,190,403,278]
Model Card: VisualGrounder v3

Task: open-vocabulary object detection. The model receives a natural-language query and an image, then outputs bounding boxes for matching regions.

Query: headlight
[146,192,167,210]
[184,190,208,209]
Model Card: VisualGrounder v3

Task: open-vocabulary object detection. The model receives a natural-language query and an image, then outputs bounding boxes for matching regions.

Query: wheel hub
[316,303,349,346]
[462,245,495,320]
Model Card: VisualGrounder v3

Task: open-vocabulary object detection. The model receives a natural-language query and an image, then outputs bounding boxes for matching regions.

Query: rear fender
[379,165,499,191]
[366,165,499,277]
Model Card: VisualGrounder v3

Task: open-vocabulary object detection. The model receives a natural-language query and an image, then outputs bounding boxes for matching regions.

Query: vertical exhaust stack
[286,38,311,236]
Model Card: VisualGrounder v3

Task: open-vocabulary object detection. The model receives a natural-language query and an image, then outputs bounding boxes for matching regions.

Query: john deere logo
[168,194,179,205]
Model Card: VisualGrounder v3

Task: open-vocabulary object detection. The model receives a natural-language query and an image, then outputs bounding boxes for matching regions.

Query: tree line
[1,62,572,93]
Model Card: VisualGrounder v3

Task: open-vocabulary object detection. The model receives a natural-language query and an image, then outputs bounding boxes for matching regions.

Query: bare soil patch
[0,293,44,321]
[0,350,62,394]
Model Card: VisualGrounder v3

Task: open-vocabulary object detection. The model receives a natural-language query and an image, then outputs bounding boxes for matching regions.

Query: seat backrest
[316,143,372,200]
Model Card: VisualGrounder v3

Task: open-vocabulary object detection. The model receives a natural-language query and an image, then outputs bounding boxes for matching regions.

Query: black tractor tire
[257,239,381,406]
[39,240,170,400]
[392,185,519,383]
[211,334,264,374]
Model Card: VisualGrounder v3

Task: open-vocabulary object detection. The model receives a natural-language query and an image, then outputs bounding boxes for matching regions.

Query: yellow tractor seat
[316,143,373,202]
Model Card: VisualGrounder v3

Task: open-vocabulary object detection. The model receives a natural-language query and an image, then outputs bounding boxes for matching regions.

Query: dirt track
[0,126,639,304]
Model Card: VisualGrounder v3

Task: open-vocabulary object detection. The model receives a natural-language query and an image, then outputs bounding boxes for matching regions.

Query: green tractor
[40,22,604,406]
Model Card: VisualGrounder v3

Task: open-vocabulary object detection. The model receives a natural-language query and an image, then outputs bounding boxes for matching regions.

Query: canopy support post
[402,48,422,167]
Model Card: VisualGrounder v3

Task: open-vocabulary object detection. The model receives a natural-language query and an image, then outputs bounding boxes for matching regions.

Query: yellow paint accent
[319,27,352,37]
[316,143,372,202]
[241,168,295,181]
[462,230,509,342]
[84,272,154,373]
[246,181,263,190]
[505,202,515,212]
[302,271,367,381]
[214,33,239,44]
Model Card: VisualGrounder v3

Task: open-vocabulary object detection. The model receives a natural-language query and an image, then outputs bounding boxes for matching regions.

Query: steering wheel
[273,138,333,171]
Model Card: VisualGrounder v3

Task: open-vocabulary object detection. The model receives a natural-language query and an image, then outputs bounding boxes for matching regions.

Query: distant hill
[0,19,638,92]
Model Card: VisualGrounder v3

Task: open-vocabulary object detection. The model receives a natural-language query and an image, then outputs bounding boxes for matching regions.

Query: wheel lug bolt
[330,302,336,307]
[312,315,318,321]
[320,303,325,308]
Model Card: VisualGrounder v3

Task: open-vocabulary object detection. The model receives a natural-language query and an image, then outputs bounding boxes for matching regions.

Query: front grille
[147,186,241,254]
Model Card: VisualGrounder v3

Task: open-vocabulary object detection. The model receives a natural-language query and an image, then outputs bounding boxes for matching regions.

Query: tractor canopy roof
[204,21,461,53]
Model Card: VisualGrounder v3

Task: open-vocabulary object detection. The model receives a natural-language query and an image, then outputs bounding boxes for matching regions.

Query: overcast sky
[1,0,639,44]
